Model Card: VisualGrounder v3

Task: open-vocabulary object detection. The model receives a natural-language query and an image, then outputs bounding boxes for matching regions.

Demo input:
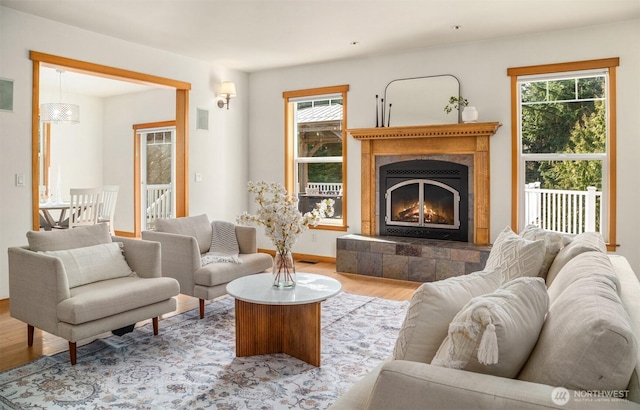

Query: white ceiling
[39,67,155,98]
[4,0,640,96]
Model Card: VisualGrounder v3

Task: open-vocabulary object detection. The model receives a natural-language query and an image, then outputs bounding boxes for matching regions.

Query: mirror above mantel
[383,74,460,127]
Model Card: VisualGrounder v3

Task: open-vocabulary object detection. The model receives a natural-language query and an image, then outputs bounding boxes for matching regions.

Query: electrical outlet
[311,233,317,242]
[194,173,203,182]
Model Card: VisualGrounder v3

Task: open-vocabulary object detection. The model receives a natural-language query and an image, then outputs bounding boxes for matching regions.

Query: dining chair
[98,185,119,235]
[68,188,102,229]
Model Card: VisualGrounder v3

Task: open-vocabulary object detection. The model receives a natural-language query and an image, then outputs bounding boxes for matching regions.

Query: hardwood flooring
[0,261,419,372]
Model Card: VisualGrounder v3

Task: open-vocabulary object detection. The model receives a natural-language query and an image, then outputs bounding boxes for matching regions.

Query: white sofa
[331,228,640,409]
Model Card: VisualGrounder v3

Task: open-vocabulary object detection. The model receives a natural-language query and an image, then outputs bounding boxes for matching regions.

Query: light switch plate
[15,173,25,187]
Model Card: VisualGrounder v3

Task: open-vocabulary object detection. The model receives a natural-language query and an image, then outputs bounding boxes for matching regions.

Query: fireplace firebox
[379,160,468,241]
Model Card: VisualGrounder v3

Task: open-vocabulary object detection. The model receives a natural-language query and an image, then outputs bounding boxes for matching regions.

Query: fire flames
[396,202,452,225]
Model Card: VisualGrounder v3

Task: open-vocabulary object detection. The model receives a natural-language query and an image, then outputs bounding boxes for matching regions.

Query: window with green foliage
[284,85,349,231]
[509,59,618,249]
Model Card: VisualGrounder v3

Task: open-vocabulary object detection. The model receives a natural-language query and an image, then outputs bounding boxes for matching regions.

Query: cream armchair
[8,223,180,365]
[142,214,273,318]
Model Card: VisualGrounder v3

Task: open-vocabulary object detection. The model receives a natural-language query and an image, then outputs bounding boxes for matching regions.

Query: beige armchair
[8,223,180,365]
[142,214,273,318]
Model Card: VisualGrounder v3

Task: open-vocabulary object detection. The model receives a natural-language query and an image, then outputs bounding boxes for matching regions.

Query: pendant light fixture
[40,69,80,124]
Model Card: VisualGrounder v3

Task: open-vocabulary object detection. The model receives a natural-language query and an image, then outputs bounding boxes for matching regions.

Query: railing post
[524,182,541,227]
[585,186,597,232]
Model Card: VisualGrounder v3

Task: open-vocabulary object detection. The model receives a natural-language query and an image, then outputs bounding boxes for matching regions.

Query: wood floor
[0,261,420,372]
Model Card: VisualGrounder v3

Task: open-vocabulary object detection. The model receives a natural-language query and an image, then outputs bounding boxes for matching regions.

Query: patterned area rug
[0,292,408,409]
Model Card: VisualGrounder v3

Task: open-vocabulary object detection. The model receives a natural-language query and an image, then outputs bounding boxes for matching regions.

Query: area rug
[0,292,408,409]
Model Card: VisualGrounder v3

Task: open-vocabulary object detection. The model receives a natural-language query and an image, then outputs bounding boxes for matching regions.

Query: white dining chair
[68,188,102,229]
[98,185,119,235]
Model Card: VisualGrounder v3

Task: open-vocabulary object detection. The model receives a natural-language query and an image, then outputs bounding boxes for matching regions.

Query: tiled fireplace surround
[336,122,501,282]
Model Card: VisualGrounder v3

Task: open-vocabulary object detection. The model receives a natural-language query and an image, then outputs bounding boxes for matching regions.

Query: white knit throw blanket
[201,221,242,265]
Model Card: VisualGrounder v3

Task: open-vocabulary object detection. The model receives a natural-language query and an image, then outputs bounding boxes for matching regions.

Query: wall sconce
[217,81,237,110]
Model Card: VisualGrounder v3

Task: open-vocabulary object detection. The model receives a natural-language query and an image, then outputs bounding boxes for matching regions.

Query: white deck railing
[524,182,602,235]
[305,182,342,195]
[146,184,172,228]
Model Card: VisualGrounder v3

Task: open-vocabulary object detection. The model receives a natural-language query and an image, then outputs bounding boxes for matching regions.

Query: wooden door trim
[30,51,190,233]
[133,121,176,237]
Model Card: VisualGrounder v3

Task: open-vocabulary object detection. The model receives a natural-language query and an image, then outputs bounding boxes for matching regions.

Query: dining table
[39,201,70,230]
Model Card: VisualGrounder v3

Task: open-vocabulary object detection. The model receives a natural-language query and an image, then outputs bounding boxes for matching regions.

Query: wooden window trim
[283,85,349,231]
[508,58,619,251]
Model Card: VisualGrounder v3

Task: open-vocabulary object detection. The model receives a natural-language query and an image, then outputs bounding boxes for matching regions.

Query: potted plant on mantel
[444,96,478,123]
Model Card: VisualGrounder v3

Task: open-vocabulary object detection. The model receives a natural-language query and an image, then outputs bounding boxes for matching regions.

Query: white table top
[226,272,342,305]
[39,201,70,210]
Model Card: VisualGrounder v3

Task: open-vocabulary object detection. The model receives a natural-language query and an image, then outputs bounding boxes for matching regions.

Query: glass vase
[273,250,296,288]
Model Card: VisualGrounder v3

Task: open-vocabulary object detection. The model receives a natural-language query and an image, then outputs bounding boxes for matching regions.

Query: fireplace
[379,159,468,241]
[348,122,501,245]
[337,122,500,282]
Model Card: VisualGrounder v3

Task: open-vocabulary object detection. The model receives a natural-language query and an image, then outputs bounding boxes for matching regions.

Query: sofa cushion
[520,225,565,279]
[44,242,134,288]
[155,214,212,254]
[194,253,272,287]
[27,223,111,252]
[546,251,621,304]
[392,268,502,365]
[485,226,545,283]
[518,254,637,391]
[545,231,606,286]
[431,277,548,378]
[57,276,180,325]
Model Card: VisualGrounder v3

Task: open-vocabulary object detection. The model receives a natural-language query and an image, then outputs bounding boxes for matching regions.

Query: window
[508,58,618,250]
[283,85,349,230]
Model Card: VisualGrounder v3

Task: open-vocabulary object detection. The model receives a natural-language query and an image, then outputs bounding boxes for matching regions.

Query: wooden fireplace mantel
[348,122,501,245]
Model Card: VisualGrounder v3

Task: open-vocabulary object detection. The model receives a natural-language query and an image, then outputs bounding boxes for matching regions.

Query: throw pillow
[545,231,606,286]
[44,242,135,288]
[392,268,503,364]
[520,225,564,279]
[518,259,637,391]
[485,226,545,283]
[431,277,548,378]
[27,223,111,252]
[154,214,211,254]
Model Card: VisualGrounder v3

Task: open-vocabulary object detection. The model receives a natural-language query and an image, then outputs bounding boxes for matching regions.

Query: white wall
[0,7,249,299]
[248,20,640,272]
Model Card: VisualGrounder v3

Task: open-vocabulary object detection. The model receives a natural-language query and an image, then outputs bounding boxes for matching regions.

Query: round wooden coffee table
[226,272,342,367]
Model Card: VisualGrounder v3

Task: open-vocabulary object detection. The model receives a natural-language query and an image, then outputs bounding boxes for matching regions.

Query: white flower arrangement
[237,181,335,255]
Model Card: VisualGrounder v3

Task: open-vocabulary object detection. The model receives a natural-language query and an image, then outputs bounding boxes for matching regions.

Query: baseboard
[114,230,136,238]
[257,248,336,264]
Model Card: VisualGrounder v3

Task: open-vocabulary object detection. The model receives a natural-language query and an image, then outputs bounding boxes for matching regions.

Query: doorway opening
[30,51,191,235]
